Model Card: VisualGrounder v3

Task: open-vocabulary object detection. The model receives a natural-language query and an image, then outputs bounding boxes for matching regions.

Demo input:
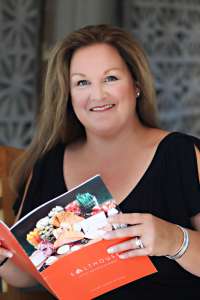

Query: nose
[90,82,105,101]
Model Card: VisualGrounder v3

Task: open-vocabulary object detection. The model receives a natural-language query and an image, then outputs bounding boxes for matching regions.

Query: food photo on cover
[11,175,126,272]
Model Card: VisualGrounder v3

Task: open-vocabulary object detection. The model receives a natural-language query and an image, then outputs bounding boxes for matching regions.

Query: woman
[0,24,200,299]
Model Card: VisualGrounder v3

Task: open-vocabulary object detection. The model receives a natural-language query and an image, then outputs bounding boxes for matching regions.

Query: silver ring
[135,237,144,249]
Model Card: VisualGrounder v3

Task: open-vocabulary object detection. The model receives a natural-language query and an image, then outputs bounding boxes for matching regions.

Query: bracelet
[166,225,189,260]
[0,257,9,267]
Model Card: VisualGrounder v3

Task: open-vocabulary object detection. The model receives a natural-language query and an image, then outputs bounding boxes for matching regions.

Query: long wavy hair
[12,24,158,193]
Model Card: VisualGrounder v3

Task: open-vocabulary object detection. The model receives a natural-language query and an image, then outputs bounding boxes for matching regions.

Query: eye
[104,75,118,82]
[77,80,90,86]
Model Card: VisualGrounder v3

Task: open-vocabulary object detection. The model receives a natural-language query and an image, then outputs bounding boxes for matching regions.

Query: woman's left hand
[103,213,182,259]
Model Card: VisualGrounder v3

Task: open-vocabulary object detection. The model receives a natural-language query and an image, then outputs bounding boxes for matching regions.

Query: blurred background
[0,0,200,148]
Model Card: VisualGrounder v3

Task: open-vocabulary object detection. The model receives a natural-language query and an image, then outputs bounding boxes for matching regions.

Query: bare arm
[0,256,37,287]
[175,146,200,276]
[171,213,200,277]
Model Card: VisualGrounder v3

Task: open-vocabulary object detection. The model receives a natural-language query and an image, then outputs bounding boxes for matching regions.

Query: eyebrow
[71,73,87,78]
[104,67,122,74]
[71,67,122,78]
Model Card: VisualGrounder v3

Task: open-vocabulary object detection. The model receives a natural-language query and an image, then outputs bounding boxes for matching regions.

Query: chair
[0,146,54,300]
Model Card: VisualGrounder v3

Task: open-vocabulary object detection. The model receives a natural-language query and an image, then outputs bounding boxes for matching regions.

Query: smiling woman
[1,24,200,300]
[69,43,139,138]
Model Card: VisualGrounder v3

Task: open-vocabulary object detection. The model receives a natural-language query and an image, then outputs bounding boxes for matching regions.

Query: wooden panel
[0,147,54,300]
[0,147,23,226]
[0,146,22,176]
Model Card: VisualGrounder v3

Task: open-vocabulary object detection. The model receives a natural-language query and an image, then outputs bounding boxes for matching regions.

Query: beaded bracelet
[166,225,189,260]
[0,257,9,267]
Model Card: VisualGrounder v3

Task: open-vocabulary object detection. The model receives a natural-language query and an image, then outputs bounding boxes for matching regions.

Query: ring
[135,237,144,249]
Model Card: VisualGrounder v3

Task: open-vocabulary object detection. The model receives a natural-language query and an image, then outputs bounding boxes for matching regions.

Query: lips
[90,104,115,112]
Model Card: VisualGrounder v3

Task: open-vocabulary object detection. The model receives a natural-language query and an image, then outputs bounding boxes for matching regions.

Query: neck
[84,121,150,161]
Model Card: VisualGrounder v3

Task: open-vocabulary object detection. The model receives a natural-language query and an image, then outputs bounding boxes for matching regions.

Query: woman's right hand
[0,240,13,263]
[0,240,37,288]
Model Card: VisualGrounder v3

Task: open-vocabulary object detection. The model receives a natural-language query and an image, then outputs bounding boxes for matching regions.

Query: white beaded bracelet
[166,225,189,260]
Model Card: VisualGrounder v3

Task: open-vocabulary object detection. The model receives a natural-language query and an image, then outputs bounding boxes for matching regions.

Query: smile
[90,104,115,112]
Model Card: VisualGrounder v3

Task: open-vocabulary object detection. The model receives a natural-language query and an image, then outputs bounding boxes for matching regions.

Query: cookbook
[0,175,157,299]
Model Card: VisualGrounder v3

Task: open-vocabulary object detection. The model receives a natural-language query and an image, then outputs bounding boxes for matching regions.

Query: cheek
[111,83,135,100]
[122,81,135,96]
[71,90,88,110]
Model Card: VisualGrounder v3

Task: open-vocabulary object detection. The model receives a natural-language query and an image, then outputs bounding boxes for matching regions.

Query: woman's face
[69,43,139,138]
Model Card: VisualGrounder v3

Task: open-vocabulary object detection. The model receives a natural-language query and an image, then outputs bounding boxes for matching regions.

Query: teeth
[91,104,114,111]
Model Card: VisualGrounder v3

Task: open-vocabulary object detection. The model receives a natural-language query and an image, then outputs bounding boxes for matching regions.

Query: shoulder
[30,142,66,177]
[38,142,66,165]
[154,131,199,176]
[147,130,200,160]
[144,129,200,151]
[160,131,200,181]
[158,131,200,153]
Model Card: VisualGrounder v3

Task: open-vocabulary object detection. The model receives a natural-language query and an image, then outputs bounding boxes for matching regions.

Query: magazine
[0,175,157,299]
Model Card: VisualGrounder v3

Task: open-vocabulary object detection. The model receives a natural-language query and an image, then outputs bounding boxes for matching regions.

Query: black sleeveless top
[13,132,200,299]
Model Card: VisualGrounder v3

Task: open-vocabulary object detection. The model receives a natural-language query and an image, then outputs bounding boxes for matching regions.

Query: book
[0,175,157,299]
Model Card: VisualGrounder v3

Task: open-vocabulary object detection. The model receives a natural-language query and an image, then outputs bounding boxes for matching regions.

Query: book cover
[0,175,157,299]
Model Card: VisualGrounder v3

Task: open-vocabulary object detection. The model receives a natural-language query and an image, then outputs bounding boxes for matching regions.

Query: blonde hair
[12,24,158,192]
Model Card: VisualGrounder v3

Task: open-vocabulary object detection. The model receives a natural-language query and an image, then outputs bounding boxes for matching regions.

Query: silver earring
[136,91,140,98]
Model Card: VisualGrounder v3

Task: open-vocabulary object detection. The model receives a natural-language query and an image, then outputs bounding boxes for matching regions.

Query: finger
[107,238,139,254]
[118,248,149,259]
[0,248,13,258]
[108,213,144,225]
[103,224,142,240]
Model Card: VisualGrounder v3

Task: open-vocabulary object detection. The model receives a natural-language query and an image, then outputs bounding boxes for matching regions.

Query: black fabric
[13,132,200,299]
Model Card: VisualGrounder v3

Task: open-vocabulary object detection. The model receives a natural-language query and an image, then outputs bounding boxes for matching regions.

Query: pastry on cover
[50,211,84,228]
[54,228,85,248]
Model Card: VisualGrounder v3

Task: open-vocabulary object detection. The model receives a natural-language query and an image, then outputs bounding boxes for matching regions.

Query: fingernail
[107,247,115,254]
[118,254,126,259]
[7,252,13,258]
